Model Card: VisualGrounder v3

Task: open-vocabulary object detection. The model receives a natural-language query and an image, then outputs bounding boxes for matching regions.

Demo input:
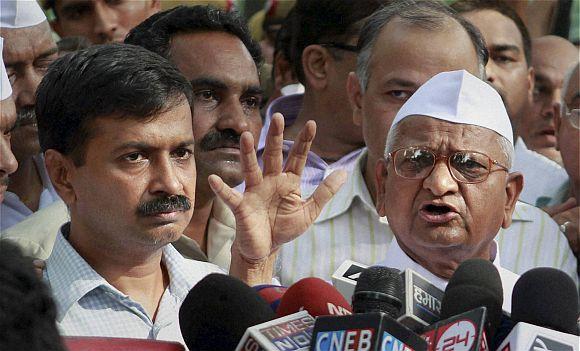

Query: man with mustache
[43,0,160,44]
[0,1,60,230]
[0,37,18,205]
[2,6,263,273]
[38,43,344,343]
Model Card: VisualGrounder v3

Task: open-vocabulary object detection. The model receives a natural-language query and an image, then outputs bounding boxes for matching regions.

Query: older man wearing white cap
[0,0,61,230]
[0,37,18,204]
[376,70,521,308]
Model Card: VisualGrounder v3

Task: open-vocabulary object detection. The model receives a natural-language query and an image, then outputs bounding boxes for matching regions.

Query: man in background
[0,1,60,230]
[454,0,570,208]
[519,36,578,167]
[0,37,18,205]
[43,0,160,44]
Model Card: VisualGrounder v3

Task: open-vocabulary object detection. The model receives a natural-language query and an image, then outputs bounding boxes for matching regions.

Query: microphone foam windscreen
[179,273,277,351]
[253,284,287,312]
[352,266,403,318]
[441,258,503,340]
[512,267,579,335]
[276,277,352,317]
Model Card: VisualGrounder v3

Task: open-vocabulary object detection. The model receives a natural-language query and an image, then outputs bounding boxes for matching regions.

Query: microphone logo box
[332,260,369,303]
[398,269,443,330]
[237,311,315,351]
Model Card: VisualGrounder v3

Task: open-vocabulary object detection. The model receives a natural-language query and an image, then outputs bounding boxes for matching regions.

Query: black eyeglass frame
[386,146,510,184]
[319,42,359,53]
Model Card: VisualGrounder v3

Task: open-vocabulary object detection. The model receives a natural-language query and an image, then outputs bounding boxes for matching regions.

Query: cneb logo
[314,328,374,351]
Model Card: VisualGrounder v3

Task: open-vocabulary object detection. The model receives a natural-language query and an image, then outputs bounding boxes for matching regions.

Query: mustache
[136,195,191,216]
[199,130,240,152]
[16,107,36,126]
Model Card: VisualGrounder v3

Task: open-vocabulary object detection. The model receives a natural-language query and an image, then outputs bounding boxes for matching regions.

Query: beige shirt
[0,197,236,272]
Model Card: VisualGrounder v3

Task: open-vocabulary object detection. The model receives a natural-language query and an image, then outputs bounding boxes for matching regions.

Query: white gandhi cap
[0,0,47,29]
[1,37,11,101]
[390,70,513,145]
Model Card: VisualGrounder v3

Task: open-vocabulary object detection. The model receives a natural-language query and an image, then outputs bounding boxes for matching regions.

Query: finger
[303,170,347,222]
[543,197,577,216]
[284,120,316,176]
[239,132,263,188]
[262,113,285,176]
[208,174,243,211]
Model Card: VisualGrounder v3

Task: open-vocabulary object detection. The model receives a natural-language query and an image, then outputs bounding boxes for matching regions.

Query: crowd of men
[0,0,578,349]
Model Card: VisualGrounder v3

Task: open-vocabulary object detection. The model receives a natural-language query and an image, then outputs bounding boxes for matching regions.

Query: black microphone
[352,266,444,331]
[311,267,428,350]
[511,267,579,335]
[495,268,580,350]
[440,258,504,345]
[178,273,277,351]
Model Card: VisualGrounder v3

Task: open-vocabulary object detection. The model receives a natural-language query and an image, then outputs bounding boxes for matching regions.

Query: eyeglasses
[386,146,509,184]
[319,42,359,53]
[564,108,580,130]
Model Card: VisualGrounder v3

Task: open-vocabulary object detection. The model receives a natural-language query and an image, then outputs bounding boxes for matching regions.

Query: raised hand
[208,113,346,282]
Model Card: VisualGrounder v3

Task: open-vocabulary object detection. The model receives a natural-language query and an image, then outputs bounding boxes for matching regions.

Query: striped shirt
[43,225,222,347]
[258,93,364,193]
[497,201,578,285]
[278,150,578,286]
[277,151,395,286]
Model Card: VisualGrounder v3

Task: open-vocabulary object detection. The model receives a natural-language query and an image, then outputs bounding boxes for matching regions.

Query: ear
[554,102,562,151]
[301,44,330,90]
[44,150,78,206]
[526,66,535,100]
[501,171,524,228]
[150,0,161,12]
[375,158,389,215]
[347,72,364,127]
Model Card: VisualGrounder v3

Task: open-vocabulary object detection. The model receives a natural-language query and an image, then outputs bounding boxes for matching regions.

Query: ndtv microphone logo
[314,328,374,350]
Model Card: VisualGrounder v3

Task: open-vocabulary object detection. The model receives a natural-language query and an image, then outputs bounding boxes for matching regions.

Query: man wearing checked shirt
[278,0,577,287]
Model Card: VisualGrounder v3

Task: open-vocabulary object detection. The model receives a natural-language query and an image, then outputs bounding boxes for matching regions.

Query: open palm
[208,113,346,262]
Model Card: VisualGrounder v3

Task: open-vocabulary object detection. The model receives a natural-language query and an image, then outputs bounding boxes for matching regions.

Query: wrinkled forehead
[392,115,504,155]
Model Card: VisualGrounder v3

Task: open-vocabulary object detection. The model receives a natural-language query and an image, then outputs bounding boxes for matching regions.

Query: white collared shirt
[0,153,61,230]
[376,239,519,314]
[43,227,223,347]
[513,138,569,207]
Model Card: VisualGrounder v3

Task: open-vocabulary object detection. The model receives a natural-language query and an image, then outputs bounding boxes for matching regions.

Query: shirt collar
[377,238,518,313]
[45,224,193,321]
[510,201,535,222]
[314,149,376,223]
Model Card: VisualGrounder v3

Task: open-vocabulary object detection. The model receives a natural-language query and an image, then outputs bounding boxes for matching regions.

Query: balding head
[518,35,578,163]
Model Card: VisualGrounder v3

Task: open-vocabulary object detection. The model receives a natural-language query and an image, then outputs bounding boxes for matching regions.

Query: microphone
[440,258,504,345]
[276,277,352,317]
[352,266,444,331]
[495,268,580,351]
[511,268,579,335]
[331,260,369,302]
[235,310,316,351]
[420,307,489,351]
[254,284,288,313]
[310,267,429,350]
[178,273,277,351]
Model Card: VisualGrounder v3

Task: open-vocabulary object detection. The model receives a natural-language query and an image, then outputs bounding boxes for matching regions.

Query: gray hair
[385,119,514,169]
[356,0,488,92]
[560,63,580,113]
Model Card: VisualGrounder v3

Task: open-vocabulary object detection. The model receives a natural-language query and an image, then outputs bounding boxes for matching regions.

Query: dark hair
[290,0,390,83]
[125,5,262,68]
[0,242,66,351]
[356,0,489,90]
[36,43,193,165]
[451,0,532,66]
